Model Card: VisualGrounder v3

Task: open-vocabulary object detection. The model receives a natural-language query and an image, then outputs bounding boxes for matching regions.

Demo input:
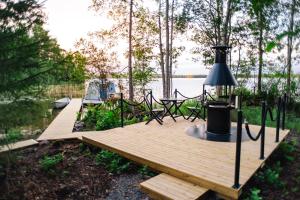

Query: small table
[160,98,186,122]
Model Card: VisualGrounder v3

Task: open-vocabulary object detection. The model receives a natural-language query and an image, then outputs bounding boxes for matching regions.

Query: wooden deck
[38,98,82,141]
[82,117,289,199]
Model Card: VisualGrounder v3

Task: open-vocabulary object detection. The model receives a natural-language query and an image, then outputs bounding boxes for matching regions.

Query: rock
[39,140,49,146]
[73,121,85,132]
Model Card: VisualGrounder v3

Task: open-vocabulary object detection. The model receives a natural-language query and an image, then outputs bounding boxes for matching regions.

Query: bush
[95,150,131,174]
[83,103,121,131]
[246,188,262,200]
[96,110,120,130]
[39,153,63,171]
[257,162,284,188]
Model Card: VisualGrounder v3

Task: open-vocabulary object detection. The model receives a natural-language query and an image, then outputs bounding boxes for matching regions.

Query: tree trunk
[287,0,295,96]
[223,0,232,45]
[216,0,222,44]
[169,0,175,95]
[158,0,166,98]
[257,11,264,93]
[128,0,134,101]
[165,0,170,98]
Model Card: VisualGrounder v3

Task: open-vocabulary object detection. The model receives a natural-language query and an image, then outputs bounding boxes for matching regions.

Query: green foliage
[246,188,262,200]
[39,153,63,171]
[95,150,131,174]
[257,162,284,188]
[124,117,139,125]
[83,103,120,131]
[95,110,120,130]
[0,129,23,146]
[138,165,157,177]
[237,106,300,132]
[279,140,297,161]
[55,51,87,84]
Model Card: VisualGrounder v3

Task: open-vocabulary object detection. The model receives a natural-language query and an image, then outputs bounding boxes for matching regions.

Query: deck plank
[82,117,289,199]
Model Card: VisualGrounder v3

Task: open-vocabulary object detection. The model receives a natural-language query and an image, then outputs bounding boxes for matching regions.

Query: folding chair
[144,92,164,125]
[187,100,206,122]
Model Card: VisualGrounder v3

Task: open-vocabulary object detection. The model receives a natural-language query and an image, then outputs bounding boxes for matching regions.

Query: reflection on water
[0,100,59,139]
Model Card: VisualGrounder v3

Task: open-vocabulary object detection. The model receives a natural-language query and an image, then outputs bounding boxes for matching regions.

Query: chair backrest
[144,92,153,110]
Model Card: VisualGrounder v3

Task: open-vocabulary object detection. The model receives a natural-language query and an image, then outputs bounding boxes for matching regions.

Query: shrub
[96,110,120,130]
[39,153,63,171]
[257,162,284,188]
[246,188,262,200]
[95,150,131,174]
[279,140,297,161]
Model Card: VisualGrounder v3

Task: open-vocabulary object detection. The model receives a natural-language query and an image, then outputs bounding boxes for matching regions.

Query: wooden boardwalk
[0,139,38,153]
[82,117,289,199]
[38,98,82,141]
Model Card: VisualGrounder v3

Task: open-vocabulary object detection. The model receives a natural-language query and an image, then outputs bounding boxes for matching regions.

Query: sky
[43,0,207,75]
[42,0,299,75]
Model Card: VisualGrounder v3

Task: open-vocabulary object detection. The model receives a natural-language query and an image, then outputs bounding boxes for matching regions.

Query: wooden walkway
[38,98,82,141]
[0,139,38,153]
[82,117,289,199]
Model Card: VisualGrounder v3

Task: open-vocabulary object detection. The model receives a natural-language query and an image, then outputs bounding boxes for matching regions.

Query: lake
[147,78,256,98]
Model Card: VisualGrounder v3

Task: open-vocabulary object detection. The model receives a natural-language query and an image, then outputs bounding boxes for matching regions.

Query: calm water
[147,78,256,98]
[148,78,207,98]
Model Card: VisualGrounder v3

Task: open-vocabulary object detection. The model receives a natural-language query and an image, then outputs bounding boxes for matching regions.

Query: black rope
[123,99,146,107]
[151,96,164,106]
[267,106,276,122]
[244,108,267,141]
[176,90,203,100]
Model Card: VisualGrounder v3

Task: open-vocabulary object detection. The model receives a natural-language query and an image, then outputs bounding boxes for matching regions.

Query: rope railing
[175,90,203,100]
[122,98,146,107]
[233,93,287,188]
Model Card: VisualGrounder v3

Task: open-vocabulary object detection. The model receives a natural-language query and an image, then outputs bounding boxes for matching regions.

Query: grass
[231,106,300,132]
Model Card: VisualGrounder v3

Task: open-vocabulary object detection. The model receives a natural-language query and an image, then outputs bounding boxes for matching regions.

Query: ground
[241,130,300,200]
[0,131,299,200]
[0,140,149,200]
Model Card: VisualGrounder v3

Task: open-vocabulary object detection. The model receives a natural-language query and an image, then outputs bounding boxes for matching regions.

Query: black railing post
[149,90,153,110]
[203,90,206,119]
[174,88,178,115]
[282,93,286,130]
[239,93,242,110]
[233,109,243,189]
[260,101,266,160]
[276,97,281,142]
[120,93,124,127]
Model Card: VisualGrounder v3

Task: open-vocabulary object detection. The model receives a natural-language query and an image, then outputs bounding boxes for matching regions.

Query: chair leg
[187,110,195,120]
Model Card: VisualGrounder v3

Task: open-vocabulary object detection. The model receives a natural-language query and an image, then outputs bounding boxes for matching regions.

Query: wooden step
[140,173,210,200]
